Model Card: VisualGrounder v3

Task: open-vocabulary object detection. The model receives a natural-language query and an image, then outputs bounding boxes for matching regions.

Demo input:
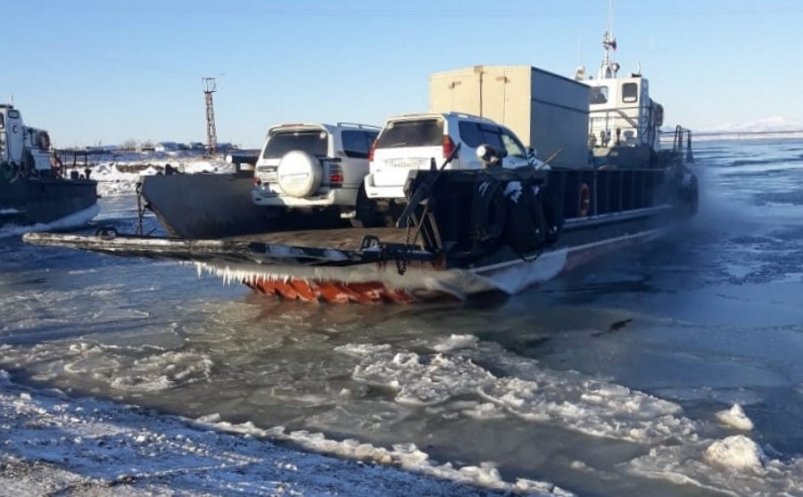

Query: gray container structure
[429,65,591,169]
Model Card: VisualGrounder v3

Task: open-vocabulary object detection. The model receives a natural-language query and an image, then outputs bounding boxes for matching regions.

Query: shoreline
[0,370,568,497]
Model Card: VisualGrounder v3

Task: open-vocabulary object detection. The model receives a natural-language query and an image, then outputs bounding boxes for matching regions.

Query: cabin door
[4,112,23,164]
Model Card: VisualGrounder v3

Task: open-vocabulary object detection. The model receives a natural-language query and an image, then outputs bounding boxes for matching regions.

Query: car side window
[478,124,504,151]
[342,130,377,159]
[501,132,526,158]
[458,121,482,147]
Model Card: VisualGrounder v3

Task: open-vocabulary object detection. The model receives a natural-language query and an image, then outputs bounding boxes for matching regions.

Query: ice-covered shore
[86,156,236,197]
[0,370,570,497]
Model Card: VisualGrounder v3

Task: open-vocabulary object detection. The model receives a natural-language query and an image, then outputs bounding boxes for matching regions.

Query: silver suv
[251,122,381,226]
[364,112,538,201]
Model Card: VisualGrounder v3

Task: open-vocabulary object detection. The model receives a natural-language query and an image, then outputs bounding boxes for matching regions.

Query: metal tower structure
[202,77,218,155]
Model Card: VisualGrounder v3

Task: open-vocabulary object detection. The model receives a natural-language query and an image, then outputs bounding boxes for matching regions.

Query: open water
[1,139,803,496]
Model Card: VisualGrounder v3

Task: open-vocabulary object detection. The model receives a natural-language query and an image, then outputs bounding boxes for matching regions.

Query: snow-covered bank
[691,131,803,142]
[87,155,236,197]
[0,371,569,497]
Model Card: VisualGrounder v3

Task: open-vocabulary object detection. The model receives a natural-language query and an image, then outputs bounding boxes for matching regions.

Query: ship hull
[219,229,662,303]
[141,173,280,239]
[22,218,667,303]
[23,162,697,304]
[0,177,97,228]
[193,206,671,303]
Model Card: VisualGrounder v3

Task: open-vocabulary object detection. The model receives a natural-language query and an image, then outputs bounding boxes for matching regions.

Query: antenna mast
[599,0,619,79]
[608,0,614,39]
[202,77,218,155]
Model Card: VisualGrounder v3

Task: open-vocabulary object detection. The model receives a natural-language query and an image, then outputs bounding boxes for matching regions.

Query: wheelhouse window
[342,129,378,159]
[263,130,328,159]
[376,119,443,148]
[622,83,638,103]
[0,114,4,129]
[590,86,609,104]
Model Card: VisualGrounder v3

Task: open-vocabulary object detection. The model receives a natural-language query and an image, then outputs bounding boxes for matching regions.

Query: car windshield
[375,119,443,148]
[263,129,328,159]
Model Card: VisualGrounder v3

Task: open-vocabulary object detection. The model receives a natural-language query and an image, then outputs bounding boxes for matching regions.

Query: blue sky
[4,0,802,147]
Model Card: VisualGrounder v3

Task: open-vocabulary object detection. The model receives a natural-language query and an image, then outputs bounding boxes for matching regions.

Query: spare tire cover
[277,150,323,198]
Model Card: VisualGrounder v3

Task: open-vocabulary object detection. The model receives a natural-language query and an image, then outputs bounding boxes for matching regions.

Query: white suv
[251,122,381,226]
[364,112,537,201]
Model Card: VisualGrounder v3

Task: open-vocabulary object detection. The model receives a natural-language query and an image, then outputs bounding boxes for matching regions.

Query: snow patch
[704,116,803,134]
[90,157,235,196]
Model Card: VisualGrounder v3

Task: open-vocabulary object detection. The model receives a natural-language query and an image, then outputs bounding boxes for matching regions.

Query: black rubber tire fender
[471,174,506,244]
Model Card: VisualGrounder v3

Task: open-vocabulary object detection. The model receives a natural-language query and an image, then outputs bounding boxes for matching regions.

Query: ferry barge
[25,146,696,303]
[24,34,699,303]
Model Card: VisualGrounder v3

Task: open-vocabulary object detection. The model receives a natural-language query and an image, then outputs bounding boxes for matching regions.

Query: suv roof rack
[336,122,381,130]
[387,112,494,123]
[449,112,495,122]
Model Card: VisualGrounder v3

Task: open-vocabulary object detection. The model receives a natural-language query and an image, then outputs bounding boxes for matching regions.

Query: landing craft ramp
[22,227,434,267]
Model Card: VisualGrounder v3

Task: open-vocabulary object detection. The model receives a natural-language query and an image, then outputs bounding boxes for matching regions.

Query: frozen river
[2,139,803,496]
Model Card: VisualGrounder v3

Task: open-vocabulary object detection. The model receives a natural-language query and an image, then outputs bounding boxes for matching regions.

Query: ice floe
[342,341,696,444]
[629,434,803,497]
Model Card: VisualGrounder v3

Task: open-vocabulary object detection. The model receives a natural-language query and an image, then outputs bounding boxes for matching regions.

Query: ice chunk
[715,404,754,431]
[432,334,479,352]
[704,435,765,471]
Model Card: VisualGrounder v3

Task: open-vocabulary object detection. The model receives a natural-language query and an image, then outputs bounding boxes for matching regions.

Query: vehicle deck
[224,227,410,250]
[23,226,424,267]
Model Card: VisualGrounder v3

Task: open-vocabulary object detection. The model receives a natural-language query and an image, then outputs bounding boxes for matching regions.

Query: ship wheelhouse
[577,30,666,167]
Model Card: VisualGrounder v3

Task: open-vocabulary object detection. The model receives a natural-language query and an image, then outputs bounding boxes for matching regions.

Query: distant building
[154,142,181,152]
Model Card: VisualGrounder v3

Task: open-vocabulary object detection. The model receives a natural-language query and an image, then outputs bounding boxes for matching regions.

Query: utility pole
[202,77,218,155]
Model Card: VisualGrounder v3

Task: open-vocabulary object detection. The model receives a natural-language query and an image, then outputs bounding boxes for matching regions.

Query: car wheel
[350,186,382,228]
